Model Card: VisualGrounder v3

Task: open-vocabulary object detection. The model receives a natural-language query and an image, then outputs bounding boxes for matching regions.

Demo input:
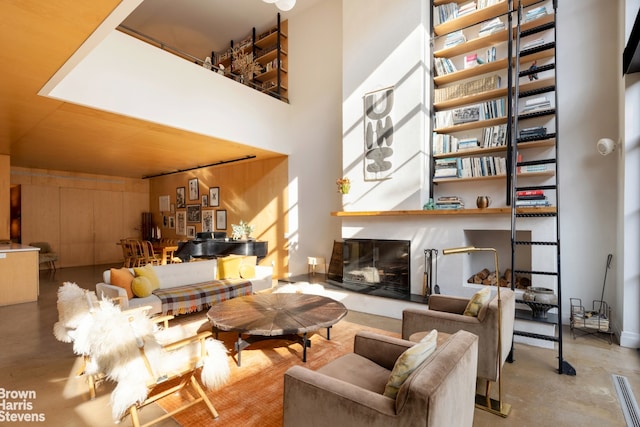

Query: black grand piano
[175,232,268,262]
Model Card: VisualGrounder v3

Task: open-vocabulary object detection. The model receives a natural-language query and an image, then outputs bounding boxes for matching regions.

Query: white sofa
[95,259,273,315]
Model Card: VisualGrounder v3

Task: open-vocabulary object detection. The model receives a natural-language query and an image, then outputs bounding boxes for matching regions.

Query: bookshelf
[429,0,557,198]
[212,14,288,102]
[430,0,573,375]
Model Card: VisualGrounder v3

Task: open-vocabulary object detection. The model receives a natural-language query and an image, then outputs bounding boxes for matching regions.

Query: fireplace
[331,239,411,298]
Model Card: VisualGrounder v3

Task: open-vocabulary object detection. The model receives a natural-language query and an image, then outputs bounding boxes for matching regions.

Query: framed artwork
[176,187,186,209]
[216,210,227,230]
[209,187,220,207]
[163,216,168,227]
[170,203,175,213]
[202,195,208,207]
[187,205,201,223]
[176,211,186,235]
[202,210,214,232]
[188,178,199,200]
[159,195,170,212]
[168,216,175,229]
[186,226,196,238]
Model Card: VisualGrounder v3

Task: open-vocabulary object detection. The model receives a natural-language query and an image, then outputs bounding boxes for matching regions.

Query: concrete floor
[0,264,638,426]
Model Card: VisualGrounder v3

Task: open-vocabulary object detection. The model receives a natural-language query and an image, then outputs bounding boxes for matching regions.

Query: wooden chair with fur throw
[72,299,230,426]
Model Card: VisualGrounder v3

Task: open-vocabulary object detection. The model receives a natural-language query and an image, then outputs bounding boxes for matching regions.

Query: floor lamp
[442,246,511,417]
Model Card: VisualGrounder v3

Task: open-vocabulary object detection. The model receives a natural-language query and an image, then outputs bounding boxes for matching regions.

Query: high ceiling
[1,0,313,179]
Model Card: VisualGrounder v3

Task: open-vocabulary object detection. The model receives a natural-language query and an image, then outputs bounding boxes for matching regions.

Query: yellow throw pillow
[133,264,160,291]
[383,329,438,399]
[110,267,134,299]
[131,276,153,298]
[464,286,491,317]
[218,256,242,279]
[239,255,257,279]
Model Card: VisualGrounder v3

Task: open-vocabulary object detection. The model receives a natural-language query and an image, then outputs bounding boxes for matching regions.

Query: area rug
[154,314,399,426]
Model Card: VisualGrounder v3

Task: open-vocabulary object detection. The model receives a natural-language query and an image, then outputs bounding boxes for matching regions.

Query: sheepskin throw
[72,300,230,422]
[53,282,98,343]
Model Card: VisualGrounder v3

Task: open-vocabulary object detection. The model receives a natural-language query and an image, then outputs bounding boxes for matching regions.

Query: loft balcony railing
[117,25,289,103]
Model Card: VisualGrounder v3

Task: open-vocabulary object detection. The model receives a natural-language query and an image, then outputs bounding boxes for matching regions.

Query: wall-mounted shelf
[331,207,556,217]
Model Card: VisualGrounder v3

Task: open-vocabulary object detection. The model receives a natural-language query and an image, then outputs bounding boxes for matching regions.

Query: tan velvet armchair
[283,330,478,427]
[402,289,515,406]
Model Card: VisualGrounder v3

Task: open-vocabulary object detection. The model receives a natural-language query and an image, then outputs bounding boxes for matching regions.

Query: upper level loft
[117,13,289,103]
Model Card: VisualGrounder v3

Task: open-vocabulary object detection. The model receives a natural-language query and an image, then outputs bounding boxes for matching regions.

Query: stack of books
[434,158,459,178]
[464,53,484,69]
[436,196,465,210]
[458,137,479,150]
[434,3,458,26]
[486,46,497,63]
[515,190,550,207]
[444,30,466,48]
[457,1,477,17]
[517,154,549,174]
[520,96,551,114]
[522,38,545,51]
[519,126,547,139]
[482,124,507,147]
[434,57,457,76]
[525,6,547,22]
[477,0,501,8]
[478,17,505,37]
[432,132,459,155]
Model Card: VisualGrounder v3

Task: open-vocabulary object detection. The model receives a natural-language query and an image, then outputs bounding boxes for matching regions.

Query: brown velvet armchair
[283,330,478,427]
[402,289,515,407]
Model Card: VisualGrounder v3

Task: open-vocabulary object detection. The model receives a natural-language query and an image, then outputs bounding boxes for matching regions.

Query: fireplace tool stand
[423,249,440,299]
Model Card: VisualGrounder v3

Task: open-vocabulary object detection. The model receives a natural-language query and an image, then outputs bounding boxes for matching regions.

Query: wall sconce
[597,137,617,156]
[442,246,510,417]
[263,0,296,11]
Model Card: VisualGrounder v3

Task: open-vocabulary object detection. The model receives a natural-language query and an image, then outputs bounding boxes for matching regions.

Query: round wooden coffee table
[207,293,348,366]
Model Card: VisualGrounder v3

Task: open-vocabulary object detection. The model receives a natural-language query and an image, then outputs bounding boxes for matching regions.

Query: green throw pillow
[464,286,491,317]
[131,276,153,298]
[383,329,438,399]
[133,264,160,291]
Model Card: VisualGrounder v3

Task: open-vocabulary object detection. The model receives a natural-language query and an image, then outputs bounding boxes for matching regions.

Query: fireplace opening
[331,238,410,298]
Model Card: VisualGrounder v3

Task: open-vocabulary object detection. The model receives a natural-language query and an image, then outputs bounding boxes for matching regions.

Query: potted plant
[231,220,255,240]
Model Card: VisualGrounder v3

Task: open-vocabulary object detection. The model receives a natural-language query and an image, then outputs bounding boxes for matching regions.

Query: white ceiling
[122,0,319,59]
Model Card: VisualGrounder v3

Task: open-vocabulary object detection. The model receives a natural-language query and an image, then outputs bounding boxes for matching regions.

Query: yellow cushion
[133,264,160,291]
[110,267,134,299]
[464,286,491,317]
[239,255,257,279]
[131,276,153,298]
[383,329,438,399]
[217,256,243,279]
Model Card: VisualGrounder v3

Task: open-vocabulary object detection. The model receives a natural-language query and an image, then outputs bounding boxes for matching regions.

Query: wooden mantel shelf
[331,207,557,217]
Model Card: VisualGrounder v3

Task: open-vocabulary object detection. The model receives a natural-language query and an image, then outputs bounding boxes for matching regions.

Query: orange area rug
[155,315,399,426]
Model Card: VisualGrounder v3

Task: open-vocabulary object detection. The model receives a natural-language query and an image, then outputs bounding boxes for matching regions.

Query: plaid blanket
[153,279,252,315]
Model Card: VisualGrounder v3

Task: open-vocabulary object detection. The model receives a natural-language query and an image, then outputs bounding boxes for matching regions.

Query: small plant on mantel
[231,220,255,240]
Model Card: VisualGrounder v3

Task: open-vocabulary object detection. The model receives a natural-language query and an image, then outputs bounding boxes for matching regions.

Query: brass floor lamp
[442,246,511,417]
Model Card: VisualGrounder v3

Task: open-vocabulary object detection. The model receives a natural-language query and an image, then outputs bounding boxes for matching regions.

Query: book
[452,105,480,124]
[464,53,479,69]
[516,189,544,197]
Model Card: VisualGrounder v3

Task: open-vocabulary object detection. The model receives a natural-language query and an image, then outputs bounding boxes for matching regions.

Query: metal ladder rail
[509,0,574,375]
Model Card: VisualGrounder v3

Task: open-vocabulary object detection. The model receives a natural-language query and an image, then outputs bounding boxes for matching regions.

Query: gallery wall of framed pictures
[159,179,228,238]
[146,157,287,280]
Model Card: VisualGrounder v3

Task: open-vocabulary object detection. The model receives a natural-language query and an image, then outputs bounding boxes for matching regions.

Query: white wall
[337,0,626,333]
[44,31,292,157]
[341,0,429,211]
[622,0,640,348]
[285,0,344,276]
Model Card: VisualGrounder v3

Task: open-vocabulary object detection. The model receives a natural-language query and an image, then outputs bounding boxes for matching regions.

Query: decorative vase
[476,196,491,209]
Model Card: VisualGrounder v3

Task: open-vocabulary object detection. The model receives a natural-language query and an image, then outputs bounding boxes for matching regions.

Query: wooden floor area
[0,264,638,426]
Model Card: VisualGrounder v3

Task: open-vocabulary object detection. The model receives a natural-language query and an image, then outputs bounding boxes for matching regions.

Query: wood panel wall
[148,156,289,278]
[11,167,149,268]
